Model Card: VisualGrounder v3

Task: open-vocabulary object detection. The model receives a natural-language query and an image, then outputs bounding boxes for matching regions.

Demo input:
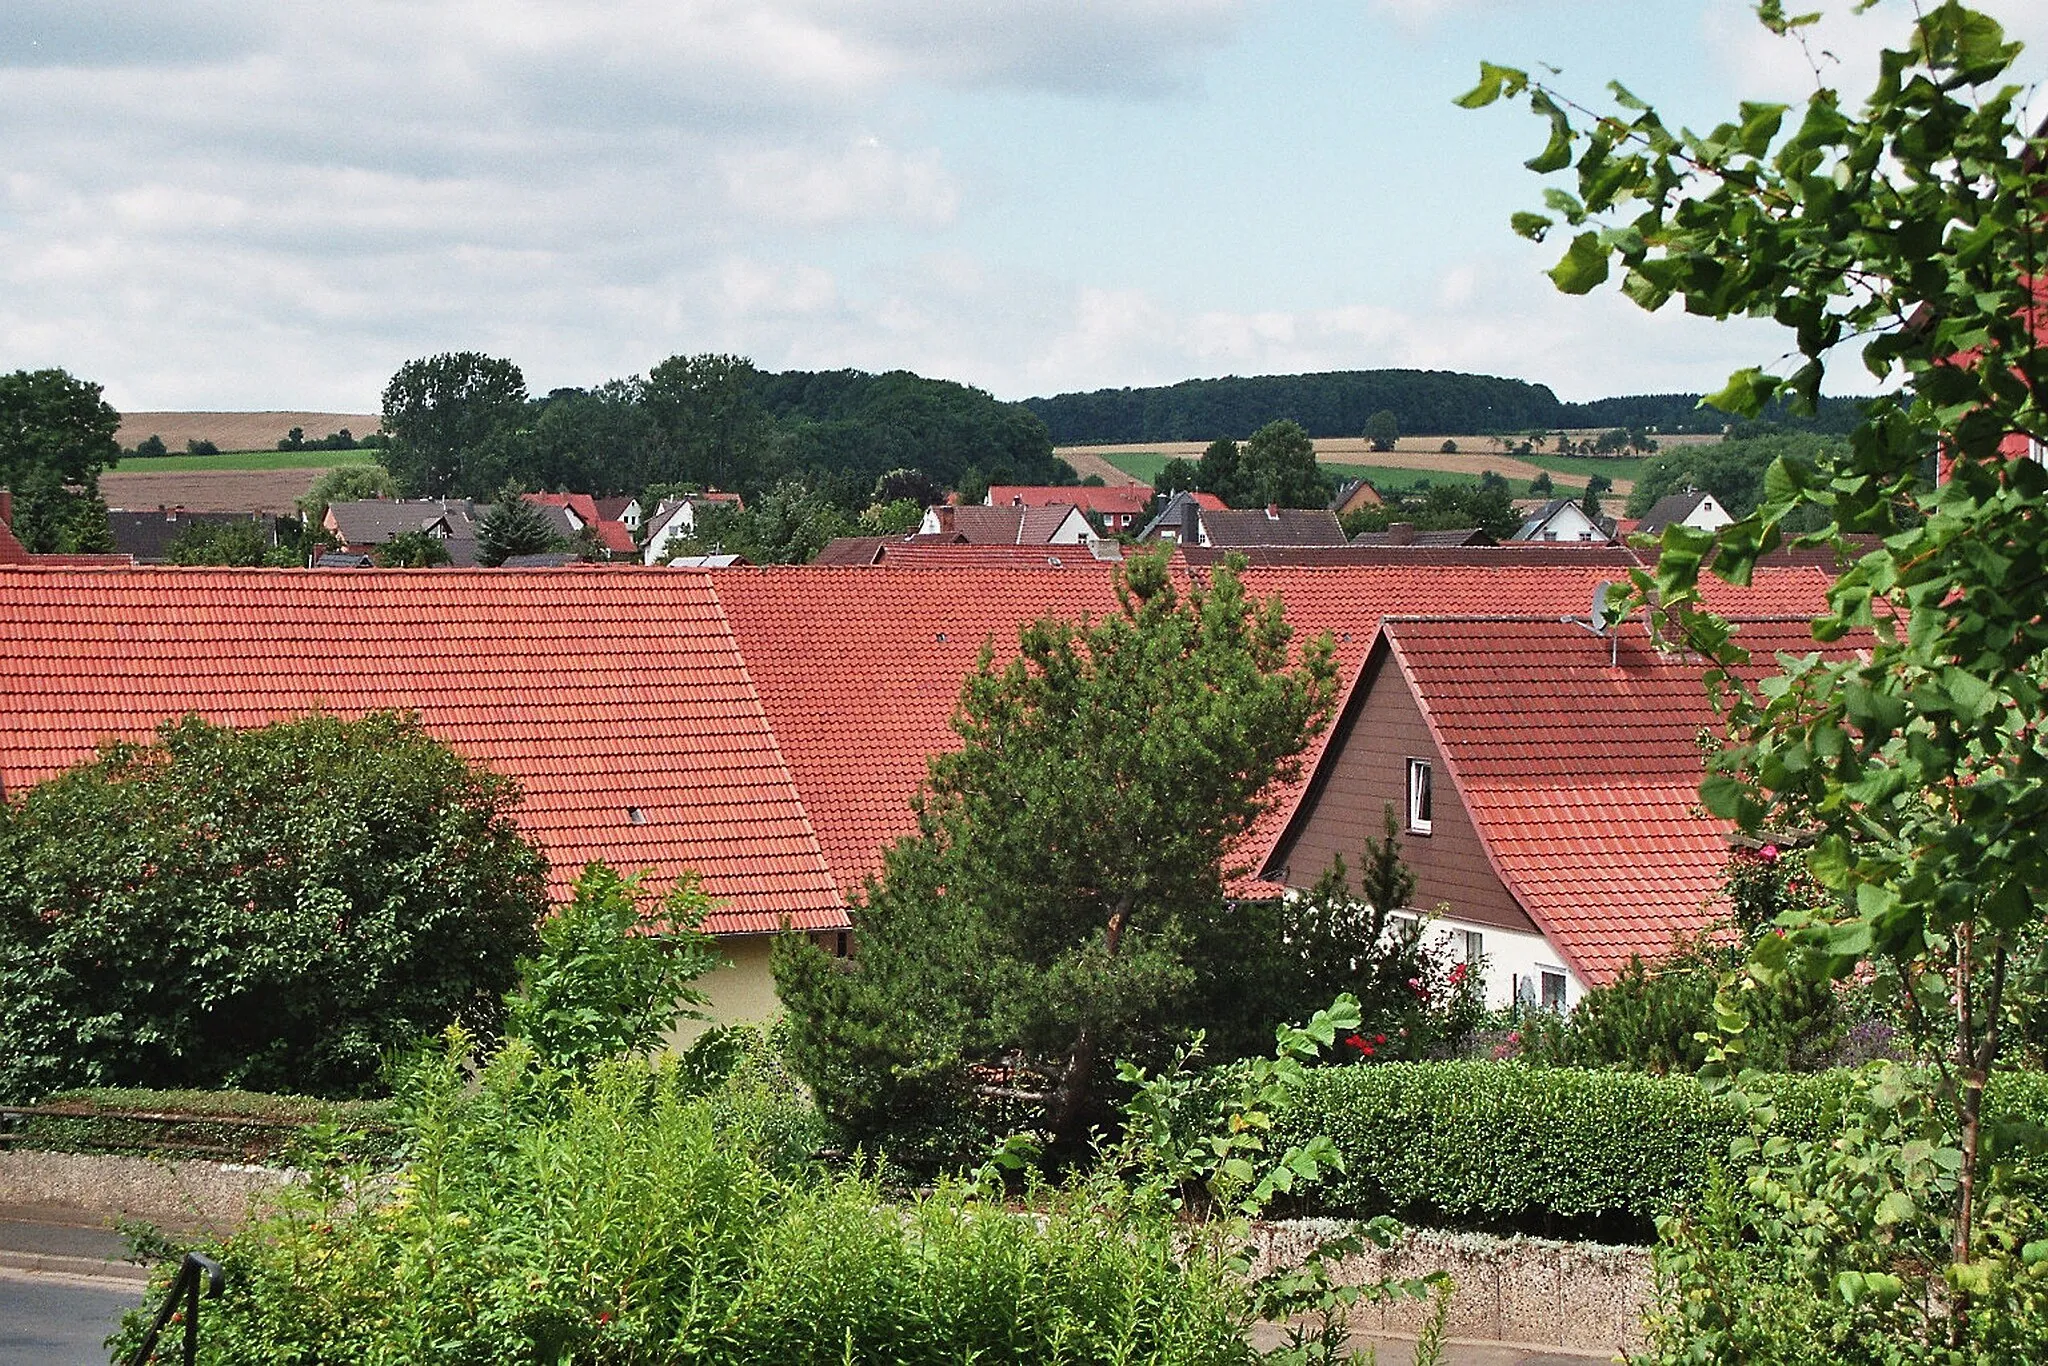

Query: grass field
[1518,452,1656,485]
[1096,450,1553,498]
[115,449,379,473]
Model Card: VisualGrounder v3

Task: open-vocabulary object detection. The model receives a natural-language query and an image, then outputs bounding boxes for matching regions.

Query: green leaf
[1511,211,1554,242]
[1548,232,1610,295]
[1701,368,1780,419]
[1454,62,1524,110]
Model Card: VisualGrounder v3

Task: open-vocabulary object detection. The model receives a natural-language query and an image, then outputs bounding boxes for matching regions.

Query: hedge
[0,1087,398,1164]
[1272,1062,2048,1242]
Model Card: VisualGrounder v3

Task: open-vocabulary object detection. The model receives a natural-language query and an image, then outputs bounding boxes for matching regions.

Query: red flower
[1449,962,1468,985]
[1359,1044,1375,1058]
[1344,1034,1366,1052]
[1373,1033,1387,1045]
[1758,843,1780,865]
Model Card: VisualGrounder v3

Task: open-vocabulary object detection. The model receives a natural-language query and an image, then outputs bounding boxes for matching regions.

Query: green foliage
[682,477,856,563]
[504,864,721,1073]
[1153,456,1202,496]
[1341,481,1522,539]
[1197,436,1248,506]
[371,528,452,568]
[1645,1065,2048,1363]
[1473,3,2048,1343]
[3,1088,396,1164]
[0,712,548,1100]
[379,351,530,496]
[186,437,220,456]
[1276,1062,2048,1242]
[0,367,120,552]
[294,462,395,524]
[1270,807,1485,1059]
[134,433,167,458]
[1529,469,1553,496]
[856,496,922,536]
[1363,409,1399,452]
[476,493,561,566]
[776,548,1340,1159]
[1623,431,1847,520]
[165,519,298,568]
[115,1037,1259,1366]
[1243,419,1335,508]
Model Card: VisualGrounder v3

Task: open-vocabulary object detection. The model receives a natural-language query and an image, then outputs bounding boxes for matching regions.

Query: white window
[1462,929,1484,964]
[1540,969,1568,1011]
[1406,758,1433,834]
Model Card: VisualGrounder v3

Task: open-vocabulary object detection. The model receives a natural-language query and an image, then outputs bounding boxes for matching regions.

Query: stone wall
[1253,1219,1654,1355]
[0,1149,296,1235]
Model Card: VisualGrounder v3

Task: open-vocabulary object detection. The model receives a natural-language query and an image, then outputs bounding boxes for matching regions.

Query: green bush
[115,1040,1252,1366]
[1274,1062,2048,1241]
[0,711,549,1101]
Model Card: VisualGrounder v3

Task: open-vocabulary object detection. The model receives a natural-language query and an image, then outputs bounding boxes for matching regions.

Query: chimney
[1387,521,1416,546]
[1180,499,1201,545]
[0,489,10,528]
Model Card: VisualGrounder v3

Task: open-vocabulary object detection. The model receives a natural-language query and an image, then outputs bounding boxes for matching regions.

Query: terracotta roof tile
[1377,615,1859,984]
[0,567,846,936]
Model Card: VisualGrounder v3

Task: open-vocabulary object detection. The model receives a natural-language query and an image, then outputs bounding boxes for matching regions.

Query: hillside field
[115,448,378,472]
[119,411,381,453]
[1065,437,1654,498]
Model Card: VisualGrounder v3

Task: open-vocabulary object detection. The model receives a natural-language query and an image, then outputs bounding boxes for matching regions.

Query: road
[0,1268,144,1366]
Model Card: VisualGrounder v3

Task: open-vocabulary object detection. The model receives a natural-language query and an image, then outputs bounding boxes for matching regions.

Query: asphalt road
[0,1268,143,1366]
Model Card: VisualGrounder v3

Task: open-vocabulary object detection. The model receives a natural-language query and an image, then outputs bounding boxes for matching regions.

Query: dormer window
[1406,758,1433,834]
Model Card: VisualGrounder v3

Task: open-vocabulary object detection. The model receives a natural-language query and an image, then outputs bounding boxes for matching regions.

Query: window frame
[1406,757,1434,835]
[1539,968,1568,1011]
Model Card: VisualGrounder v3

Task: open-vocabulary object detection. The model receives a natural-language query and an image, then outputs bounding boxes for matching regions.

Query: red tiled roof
[877,545,1120,568]
[1366,615,1859,985]
[987,485,1152,517]
[927,504,1088,545]
[526,491,602,526]
[0,568,846,936]
[592,520,638,555]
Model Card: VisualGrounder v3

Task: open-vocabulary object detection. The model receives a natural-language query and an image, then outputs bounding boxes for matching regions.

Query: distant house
[1137,491,1231,543]
[1635,489,1734,539]
[1509,498,1615,544]
[916,503,1096,545]
[323,498,484,566]
[1330,479,1384,517]
[595,496,644,533]
[642,491,745,564]
[986,484,1154,534]
[1348,523,1489,548]
[0,490,132,566]
[1187,506,1349,549]
[1261,613,1860,1009]
[524,493,637,558]
[107,509,279,564]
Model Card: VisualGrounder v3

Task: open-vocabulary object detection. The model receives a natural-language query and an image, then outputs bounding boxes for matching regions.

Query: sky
[4,0,2047,413]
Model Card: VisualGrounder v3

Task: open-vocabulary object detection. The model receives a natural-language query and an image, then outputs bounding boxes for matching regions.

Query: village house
[1510,497,1616,544]
[1634,488,1735,540]
[915,502,1097,545]
[641,491,745,564]
[0,559,1836,1027]
[1259,610,1860,1008]
[985,484,1154,534]
[1142,499,1348,548]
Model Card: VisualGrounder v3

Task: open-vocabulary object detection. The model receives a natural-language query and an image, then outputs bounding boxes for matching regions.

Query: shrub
[113,1039,1255,1366]
[1,1088,397,1164]
[1272,1062,2048,1242]
[0,712,549,1101]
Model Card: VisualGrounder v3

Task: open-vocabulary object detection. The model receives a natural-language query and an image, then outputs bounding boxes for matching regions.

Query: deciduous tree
[0,368,121,552]
[379,352,529,497]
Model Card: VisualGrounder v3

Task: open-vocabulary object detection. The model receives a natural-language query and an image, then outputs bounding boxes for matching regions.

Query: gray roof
[106,510,273,564]
[1348,526,1489,548]
[1636,489,1713,537]
[1510,498,1616,543]
[1137,491,1205,542]
[1197,508,1348,548]
[326,499,481,545]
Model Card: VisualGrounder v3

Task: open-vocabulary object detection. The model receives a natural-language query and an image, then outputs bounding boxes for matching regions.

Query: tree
[0,368,121,553]
[642,353,775,495]
[1363,410,1400,453]
[0,712,548,1100]
[1241,419,1334,508]
[296,463,397,523]
[166,520,297,568]
[135,434,167,458]
[278,426,305,451]
[1196,437,1251,507]
[873,468,941,508]
[1467,1,2048,1347]
[858,498,923,536]
[374,529,453,568]
[1153,457,1201,496]
[775,549,1339,1159]
[379,352,529,497]
[1623,431,1846,521]
[1529,470,1554,496]
[186,438,219,456]
[476,494,560,566]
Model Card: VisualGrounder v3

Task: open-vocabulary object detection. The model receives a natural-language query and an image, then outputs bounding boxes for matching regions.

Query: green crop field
[1098,450,1550,498]
[1517,452,1654,484]
[113,449,380,473]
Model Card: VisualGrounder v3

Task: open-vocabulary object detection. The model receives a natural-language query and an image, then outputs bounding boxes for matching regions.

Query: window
[1462,929,1484,964]
[1406,758,1433,834]
[1540,969,1568,1011]
[834,931,850,959]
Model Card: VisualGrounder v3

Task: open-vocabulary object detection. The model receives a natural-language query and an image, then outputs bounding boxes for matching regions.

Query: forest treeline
[1022,370,1872,444]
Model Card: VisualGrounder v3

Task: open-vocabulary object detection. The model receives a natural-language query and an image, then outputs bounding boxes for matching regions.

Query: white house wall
[1411,911,1589,1012]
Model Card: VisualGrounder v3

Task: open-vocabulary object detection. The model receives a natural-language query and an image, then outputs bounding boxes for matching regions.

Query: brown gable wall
[1269,645,1536,934]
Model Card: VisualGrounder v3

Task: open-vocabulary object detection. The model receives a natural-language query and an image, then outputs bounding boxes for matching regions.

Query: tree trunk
[1045,892,1135,1154]
[1951,929,2008,1344]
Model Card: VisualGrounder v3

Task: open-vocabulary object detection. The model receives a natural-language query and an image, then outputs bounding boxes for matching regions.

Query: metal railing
[125,1252,223,1366]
